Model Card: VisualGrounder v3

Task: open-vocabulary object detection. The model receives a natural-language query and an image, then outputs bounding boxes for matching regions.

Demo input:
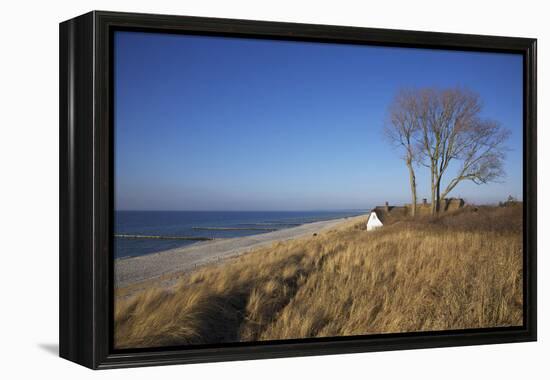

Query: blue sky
[114,31,523,211]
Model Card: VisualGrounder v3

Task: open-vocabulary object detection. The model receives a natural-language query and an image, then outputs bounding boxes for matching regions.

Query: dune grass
[114,205,523,349]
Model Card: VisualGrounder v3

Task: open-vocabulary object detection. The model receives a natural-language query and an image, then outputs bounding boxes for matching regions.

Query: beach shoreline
[115,213,369,288]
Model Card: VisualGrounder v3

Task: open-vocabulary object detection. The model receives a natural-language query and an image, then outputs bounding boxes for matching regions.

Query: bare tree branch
[384,89,422,216]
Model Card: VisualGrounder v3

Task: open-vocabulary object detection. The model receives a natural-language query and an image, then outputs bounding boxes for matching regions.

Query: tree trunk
[435,177,442,213]
[407,159,417,217]
[430,167,437,215]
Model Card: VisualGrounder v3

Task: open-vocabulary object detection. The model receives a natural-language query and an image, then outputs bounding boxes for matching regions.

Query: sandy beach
[115,213,368,287]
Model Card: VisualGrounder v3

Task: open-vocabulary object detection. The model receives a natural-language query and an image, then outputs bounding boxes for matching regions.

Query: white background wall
[0,0,547,377]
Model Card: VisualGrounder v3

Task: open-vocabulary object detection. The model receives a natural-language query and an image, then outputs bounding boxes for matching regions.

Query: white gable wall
[366,211,383,231]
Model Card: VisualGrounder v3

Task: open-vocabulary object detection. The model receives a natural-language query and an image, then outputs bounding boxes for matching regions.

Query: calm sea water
[114,210,364,258]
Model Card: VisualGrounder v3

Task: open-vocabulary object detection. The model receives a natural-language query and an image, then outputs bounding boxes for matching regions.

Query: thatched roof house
[366,199,465,231]
[366,202,408,231]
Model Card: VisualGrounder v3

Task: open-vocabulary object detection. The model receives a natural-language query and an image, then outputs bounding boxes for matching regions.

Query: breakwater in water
[115,210,366,258]
[115,234,213,241]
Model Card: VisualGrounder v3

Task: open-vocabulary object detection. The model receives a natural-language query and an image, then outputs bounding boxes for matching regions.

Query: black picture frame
[59,10,537,369]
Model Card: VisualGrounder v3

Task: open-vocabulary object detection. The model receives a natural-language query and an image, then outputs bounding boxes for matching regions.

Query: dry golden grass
[114,205,523,349]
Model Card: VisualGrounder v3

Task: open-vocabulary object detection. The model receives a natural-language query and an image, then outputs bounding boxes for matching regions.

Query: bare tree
[385,87,510,215]
[412,88,510,214]
[385,89,420,217]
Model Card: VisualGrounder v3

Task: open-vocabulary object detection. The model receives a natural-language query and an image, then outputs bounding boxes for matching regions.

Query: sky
[114,31,523,211]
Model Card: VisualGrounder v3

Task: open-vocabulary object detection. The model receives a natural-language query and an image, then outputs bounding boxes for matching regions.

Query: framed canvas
[59,11,537,369]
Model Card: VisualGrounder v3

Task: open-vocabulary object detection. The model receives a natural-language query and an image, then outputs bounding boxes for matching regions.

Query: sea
[114,210,365,259]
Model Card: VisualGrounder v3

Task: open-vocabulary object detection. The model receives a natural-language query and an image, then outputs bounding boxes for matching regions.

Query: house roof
[371,206,408,224]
